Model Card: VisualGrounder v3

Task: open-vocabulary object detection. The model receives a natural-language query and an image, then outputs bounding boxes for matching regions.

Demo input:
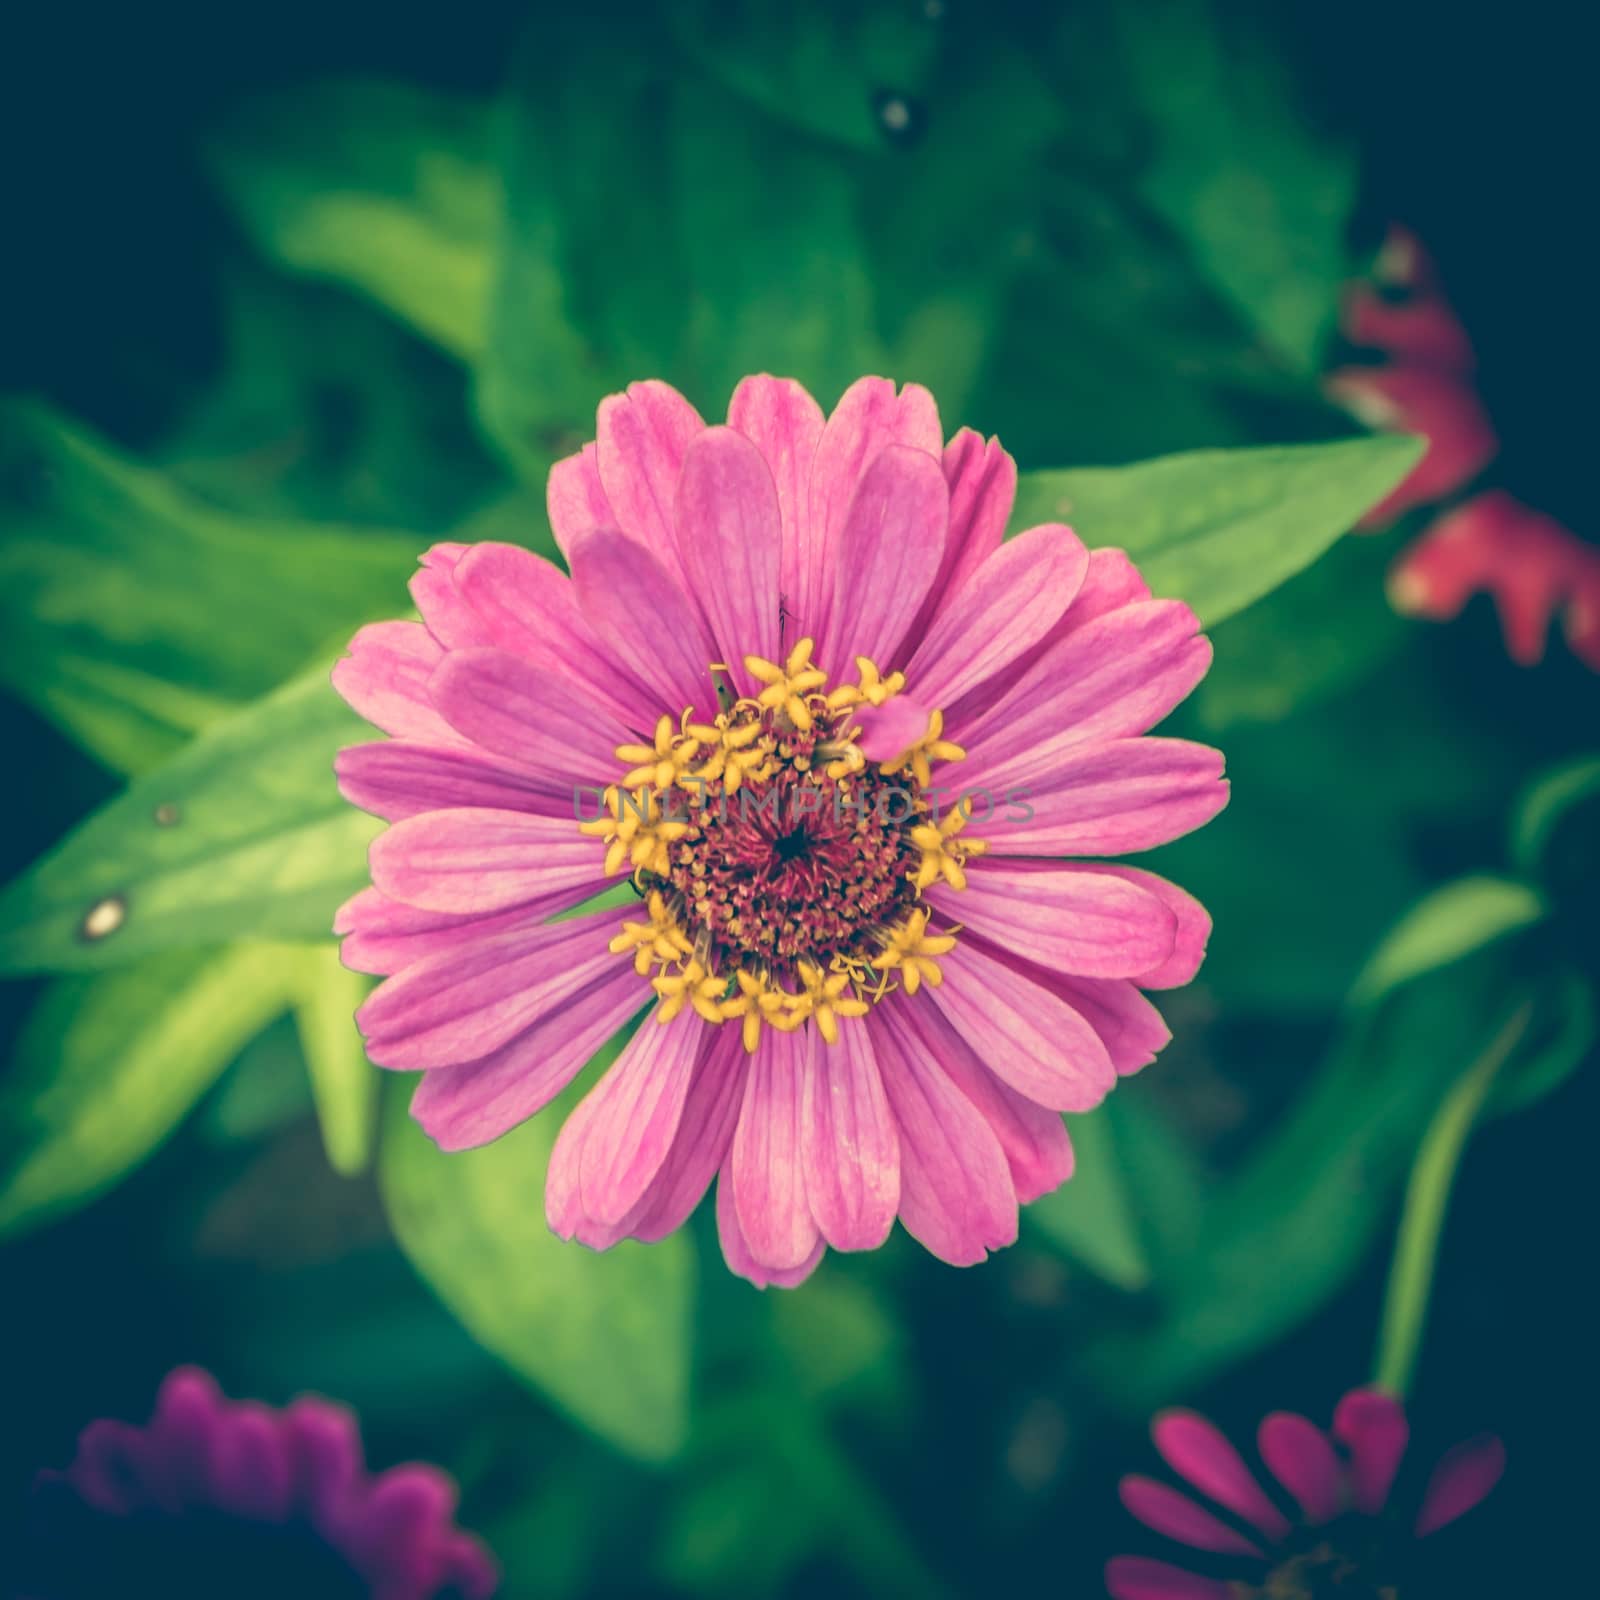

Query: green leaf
[1026,1109,1150,1290]
[1511,754,1600,878]
[666,0,940,152]
[1118,0,1356,372]
[1489,970,1596,1116]
[0,947,293,1237]
[768,1274,901,1400]
[0,401,420,774]
[1373,1000,1534,1397]
[862,38,1065,421]
[1011,434,1424,628]
[1348,875,1547,1009]
[156,261,501,531]
[206,79,498,359]
[1194,530,1409,729]
[378,1057,692,1462]
[1082,945,1513,1407]
[479,15,882,477]
[288,945,378,1176]
[0,669,378,975]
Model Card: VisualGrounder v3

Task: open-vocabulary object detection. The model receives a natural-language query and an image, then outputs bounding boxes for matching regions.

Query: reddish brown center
[656,700,923,983]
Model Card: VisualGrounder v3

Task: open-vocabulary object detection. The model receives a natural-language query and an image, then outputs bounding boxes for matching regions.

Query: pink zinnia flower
[1107,1386,1505,1598]
[19,1367,496,1599]
[1329,226,1600,670]
[334,375,1227,1287]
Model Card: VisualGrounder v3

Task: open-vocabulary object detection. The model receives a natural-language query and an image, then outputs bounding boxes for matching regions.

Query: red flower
[1329,226,1598,669]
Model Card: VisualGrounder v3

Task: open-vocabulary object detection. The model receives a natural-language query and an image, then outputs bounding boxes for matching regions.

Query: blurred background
[1,0,1596,1592]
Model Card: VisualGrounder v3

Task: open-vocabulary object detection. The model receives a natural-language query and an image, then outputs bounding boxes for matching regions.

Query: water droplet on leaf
[79,894,128,942]
[153,803,181,826]
[871,90,925,147]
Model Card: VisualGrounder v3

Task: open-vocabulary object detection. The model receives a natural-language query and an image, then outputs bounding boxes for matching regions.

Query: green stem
[1373,1000,1532,1398]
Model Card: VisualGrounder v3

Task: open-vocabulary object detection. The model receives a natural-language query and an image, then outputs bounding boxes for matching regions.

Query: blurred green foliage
[2,1,1595,1595]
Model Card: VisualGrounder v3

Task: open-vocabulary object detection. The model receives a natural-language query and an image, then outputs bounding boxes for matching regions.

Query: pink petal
[549,1025,746,1248]
[940,430,1017,595]
[1258,1411,1347,1526]
[65,1421,153,1514]
[427,645,634,790]
[950,545,1155,726]
[408,965,644,1150]
[1331,1387,1410,1517]
[332,622,460,746]
[929,860,1179,980]
[891,995,1073,1203]
[717,1160,825,1288]
[854,694,933,765]
[576,1017,704,1227]
[731,1027,821,1272]
[1414,1434,1505,1537]
[148,1367,226,1508]
[335,887,560,978]
[1152,1410,1291,1541]
[568,528,717,721]
[902,523,1088,708]
[625,1028,748,1242]
[336,740,571,823]
[283,1395,363,1519]
[1105,1556,1235,1599]
[816,444,948,675]
[546,442,615,562]
[872,1001,1018,1265]
[438,1533,500,1600]
[410,542,493,651]
[1061,865,1213,990]
[1049,976,1172,1076]
[799,1017,899,1251]
[595,380,706,579]
[899,429,1018,644]
[344,1464,454,1585]
[727,374,825,609]
[674,425,783,683]
[955,599,1210,768]
[451,541,655,725]
[356,909,628,1071]
[795,376,941,637]
[973,737,1228,857]
[369,807,611,914]
[928,937,1116,1112]
[1118,1476,1265,1558]
[210,1404,293,1521]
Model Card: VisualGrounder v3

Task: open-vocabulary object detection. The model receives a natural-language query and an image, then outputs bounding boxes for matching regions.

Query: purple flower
[19,1367,496,1599]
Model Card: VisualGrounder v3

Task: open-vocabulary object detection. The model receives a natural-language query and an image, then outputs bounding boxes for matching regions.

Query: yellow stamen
[909,803,989,892]
[720,969,796,1054]
[826,655,905,712]
[653,959,729,1025]
[745,637,827,731]
[690,713,773,795]
[608,891,694,977]
[880,707,965,788]
[785,959,870,1045]
[878,909,958,995]
[577,786,691,876]
[615,714,704,790]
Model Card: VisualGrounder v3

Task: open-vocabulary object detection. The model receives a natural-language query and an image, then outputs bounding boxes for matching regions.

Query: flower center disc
[663,715,922,982]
